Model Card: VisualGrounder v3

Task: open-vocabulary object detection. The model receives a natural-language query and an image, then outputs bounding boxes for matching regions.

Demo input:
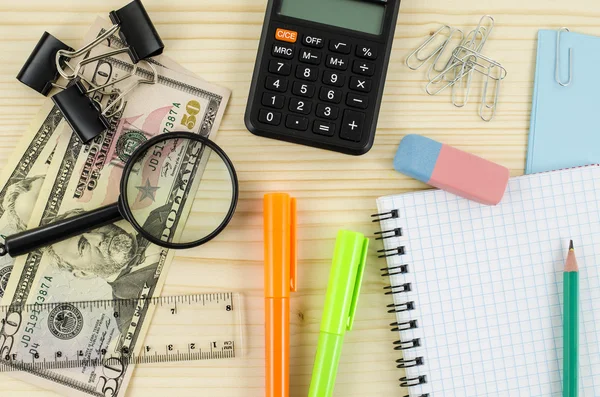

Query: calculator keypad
[250,23,385,153]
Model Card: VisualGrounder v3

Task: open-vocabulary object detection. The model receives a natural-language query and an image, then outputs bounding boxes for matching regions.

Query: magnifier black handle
[2,204,123,257]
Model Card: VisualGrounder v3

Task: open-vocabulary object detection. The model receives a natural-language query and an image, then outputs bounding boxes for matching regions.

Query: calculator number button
[268,60,291,76]
[329,40,351,54]
[349,76,372,93]
[265,76,288,92]
[272,43,294,59]
[319,87,342,104]
[292,82,315,98]
[303,35,324,48]
[296,65,318,81]
[299,49,322,65]
[262,93,285,109]
[316,104,339,120]
[326,55,349,71]
[285,115,309,131]
[356,45,377,60]
[353,60,375,76]
[340,110,366,142]
[289,98,312,115]
[347,93,368,109]
[258,109,282,126]
[313,120,335,137]
[323,71,345,87]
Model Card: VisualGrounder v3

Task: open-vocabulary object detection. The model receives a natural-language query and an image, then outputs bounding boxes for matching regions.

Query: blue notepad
[526,30,600,174]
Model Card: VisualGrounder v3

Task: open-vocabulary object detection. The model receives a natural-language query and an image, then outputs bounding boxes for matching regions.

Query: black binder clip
[52,79,110,144]
[52,62,158,144]
[16,32,73,96]
[109,0,164,63]
[17,0,163,95]
[54,0,163,80]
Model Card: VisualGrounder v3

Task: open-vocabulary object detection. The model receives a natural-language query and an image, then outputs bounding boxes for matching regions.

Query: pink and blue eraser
[394,135,509,205]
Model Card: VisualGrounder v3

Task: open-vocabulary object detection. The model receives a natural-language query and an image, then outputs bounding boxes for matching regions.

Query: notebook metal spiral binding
[372,208,428,393]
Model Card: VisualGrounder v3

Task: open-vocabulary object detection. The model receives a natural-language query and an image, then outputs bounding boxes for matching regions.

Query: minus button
[347,93,368,109]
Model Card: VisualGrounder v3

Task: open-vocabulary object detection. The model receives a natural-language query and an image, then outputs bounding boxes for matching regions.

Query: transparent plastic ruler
[0,292,243,372]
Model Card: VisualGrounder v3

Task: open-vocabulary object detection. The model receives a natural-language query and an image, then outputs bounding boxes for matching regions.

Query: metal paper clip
[55,0,163,81]
[425,29,465,81]
[555,27,572,87]
[52,61,158,143]
[451,17,495,107]
[405,16,506,121]
[406,26,458,70]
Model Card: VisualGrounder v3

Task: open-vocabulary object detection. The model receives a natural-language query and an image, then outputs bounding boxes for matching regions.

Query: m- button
[275,28,298,43]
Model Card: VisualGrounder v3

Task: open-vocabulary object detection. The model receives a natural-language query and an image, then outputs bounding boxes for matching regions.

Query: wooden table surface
[0,0,598,395]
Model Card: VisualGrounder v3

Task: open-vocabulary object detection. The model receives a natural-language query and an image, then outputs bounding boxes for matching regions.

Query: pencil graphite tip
[565,240,578,272]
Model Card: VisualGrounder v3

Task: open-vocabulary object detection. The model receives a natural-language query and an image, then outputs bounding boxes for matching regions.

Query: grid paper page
[377,165,600,397]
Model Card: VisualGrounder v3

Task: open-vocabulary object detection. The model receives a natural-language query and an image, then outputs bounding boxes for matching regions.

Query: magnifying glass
[0,131,238,258]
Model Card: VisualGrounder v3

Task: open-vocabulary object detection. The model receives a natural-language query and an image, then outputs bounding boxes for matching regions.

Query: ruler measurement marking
[0,293,239,371]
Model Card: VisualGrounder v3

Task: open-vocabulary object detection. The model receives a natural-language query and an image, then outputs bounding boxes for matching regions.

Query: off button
[275,28,298,43]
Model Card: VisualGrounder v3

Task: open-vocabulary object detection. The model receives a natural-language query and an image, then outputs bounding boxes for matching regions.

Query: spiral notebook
[374,165,600,397]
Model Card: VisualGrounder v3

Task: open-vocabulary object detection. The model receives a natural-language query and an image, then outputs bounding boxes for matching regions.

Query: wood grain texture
[0,0,598,395]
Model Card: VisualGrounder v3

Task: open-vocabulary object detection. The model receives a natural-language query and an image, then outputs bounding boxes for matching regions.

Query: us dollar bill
[0,101,70,298]
[0,46,230,395]
[0,18,199,302]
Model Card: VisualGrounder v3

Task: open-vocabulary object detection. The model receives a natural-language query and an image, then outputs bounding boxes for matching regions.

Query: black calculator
[245,0,401,155]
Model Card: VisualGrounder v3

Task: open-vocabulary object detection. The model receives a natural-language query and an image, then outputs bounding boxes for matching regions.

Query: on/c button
[275,28,298,43]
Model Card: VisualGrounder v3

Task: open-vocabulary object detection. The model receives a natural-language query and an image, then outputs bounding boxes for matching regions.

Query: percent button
[356,46,377,60]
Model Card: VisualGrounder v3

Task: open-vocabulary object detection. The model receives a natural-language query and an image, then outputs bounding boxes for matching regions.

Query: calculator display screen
[279,0,385,35]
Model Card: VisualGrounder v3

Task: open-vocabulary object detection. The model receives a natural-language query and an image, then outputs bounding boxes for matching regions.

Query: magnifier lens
[124,136,235,246]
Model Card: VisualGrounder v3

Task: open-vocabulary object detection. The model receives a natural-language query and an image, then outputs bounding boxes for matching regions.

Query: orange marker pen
[263,193,296,397]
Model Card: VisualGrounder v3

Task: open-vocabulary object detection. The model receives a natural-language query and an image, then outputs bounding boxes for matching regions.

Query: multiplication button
[349,76,371,93]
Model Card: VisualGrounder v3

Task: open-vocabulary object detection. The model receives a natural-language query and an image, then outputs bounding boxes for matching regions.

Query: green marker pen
[308,230,369,397]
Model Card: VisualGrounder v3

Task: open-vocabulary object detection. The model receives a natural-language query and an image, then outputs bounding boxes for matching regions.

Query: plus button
[340,110,366,142]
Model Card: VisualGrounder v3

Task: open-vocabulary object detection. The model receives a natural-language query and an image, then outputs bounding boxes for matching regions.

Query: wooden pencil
[564,240,579,397]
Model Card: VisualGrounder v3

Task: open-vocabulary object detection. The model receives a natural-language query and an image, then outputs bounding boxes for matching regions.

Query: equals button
[313,121,335,137]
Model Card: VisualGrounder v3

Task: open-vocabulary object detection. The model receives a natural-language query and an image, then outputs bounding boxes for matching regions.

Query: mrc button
[272,43,294,59]
[275,28,298,43]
